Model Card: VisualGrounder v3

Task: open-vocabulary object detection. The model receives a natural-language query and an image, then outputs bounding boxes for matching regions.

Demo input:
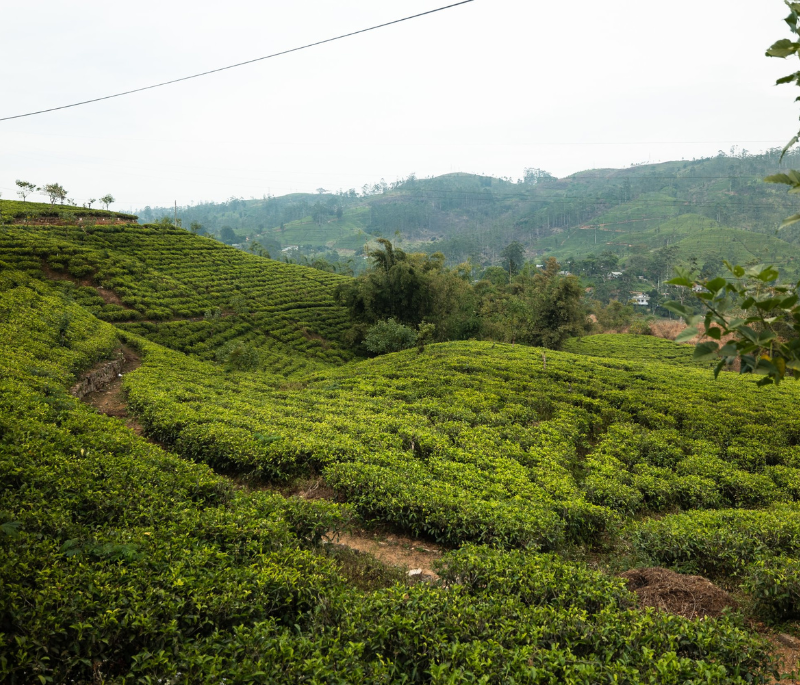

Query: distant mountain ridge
[136,149,800,276]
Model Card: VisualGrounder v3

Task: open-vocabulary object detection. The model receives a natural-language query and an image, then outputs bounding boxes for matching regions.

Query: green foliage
[500,240,525,275]
[363,318,418,354]
[667,262,800,385]
[0,267,781,682]
[633,506,800,577]
[628,319,653,335]
[139,154,800,282]
[0,221,353,374]
[0,198,136,224]
[480,257,591,349]
[336,239,436,326]
[594,299,635,330]
[435,544,634,613]
[416,321,436,354]
[563,333,705,366]
[744,555,800,619]
[337,239,480,344]
[216,340,261,371]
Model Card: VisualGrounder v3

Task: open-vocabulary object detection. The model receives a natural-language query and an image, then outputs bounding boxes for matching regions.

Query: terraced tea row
[0,223,353,371]
[118,334,800,555]
[563,333,707,366]
[0,267,775,683]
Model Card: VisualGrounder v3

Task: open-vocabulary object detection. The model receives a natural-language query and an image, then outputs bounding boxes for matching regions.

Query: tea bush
[0,221,353,374]
[0,198,137,224]
[563,333,707,366]
[632,505,800,577]
[0,267,779,683]
[120,329,800,552]
[744,556,800,620]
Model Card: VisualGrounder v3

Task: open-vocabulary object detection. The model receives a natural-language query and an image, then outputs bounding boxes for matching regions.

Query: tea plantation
[563,333,709,366]
[0,218,353,374]
[2,216,799,682]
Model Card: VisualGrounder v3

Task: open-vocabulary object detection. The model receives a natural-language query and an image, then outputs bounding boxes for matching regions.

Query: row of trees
[335,239,590,353]
[13,180,114,209]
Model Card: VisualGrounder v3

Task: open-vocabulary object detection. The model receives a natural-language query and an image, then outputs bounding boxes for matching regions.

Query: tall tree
[479,258,589,349]
[500,241,525,276]
[15,180,37,202]
[219,226,238,244]
[515,258,590,349]
[99,194,115,210]
[42,183,67,205]
[336,239,479,341]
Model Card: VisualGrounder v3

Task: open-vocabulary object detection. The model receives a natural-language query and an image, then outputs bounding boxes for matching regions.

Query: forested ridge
[136,149,800,282]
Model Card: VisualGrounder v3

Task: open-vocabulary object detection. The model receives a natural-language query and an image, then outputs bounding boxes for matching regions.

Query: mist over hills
[137,148,800,278]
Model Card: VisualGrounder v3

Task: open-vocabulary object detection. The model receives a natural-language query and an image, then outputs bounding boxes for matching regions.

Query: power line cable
[0,1,475,122]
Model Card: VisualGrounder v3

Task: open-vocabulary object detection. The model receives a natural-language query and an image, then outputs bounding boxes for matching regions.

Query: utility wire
[0,0,475,122]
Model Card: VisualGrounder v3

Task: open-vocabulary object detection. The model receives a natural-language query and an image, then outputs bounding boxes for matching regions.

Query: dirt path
[248,477,444,579]
[80,346,144,435]
[770,634,800,683]
[332,530,443,580]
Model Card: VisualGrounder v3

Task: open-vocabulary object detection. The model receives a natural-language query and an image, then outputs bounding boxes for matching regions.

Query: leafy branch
[765,2,800,226]
[666,263,800,386]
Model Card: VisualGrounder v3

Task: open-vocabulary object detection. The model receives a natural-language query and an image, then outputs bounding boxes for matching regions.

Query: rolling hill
[4,204,800,681]
[0,202,353,374]
[138,149,800,280]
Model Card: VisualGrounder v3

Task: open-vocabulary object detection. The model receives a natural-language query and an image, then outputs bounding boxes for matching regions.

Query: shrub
[632,506,800,577]
[363,318,417,354]
[629,319,653,335]
[744,556,800,620]
[435,544,634,613]
[216,340,261,371]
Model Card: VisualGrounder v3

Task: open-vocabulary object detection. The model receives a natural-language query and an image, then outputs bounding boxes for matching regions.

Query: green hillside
[138,150,800,279]
[0,198,137,224]
[0,205,353,374]
[540,212,800,276]
[271,206,372,249]
[6,213,800,680]
[563,333,707,366]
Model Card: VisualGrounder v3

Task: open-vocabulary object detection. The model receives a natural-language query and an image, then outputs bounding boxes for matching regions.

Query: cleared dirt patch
[769,633,800,684]
[95,286,125,306]
[620,567,736,619]
[334,530,443,581]
[80,346,144,435]
[41,263,132,309]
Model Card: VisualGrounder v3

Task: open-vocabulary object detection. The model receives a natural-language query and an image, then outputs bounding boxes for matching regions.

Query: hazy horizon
[2,0,795,212]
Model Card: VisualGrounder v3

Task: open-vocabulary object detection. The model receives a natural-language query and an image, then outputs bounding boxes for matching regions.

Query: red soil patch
[769,633,800,684]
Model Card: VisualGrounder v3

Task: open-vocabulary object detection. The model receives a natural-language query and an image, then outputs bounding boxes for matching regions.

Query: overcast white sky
[1,0,796,211]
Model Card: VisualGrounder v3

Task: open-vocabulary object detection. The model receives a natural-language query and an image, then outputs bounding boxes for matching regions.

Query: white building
[631,292,650,306]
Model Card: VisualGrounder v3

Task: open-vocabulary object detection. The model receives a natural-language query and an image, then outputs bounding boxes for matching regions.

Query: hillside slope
[0,209,353,374]
[0,198,137,224]
[4,246,800,680]
[138,150,800,276]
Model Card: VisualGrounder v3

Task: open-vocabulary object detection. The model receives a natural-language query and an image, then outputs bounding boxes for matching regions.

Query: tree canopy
[337,241,588,352]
